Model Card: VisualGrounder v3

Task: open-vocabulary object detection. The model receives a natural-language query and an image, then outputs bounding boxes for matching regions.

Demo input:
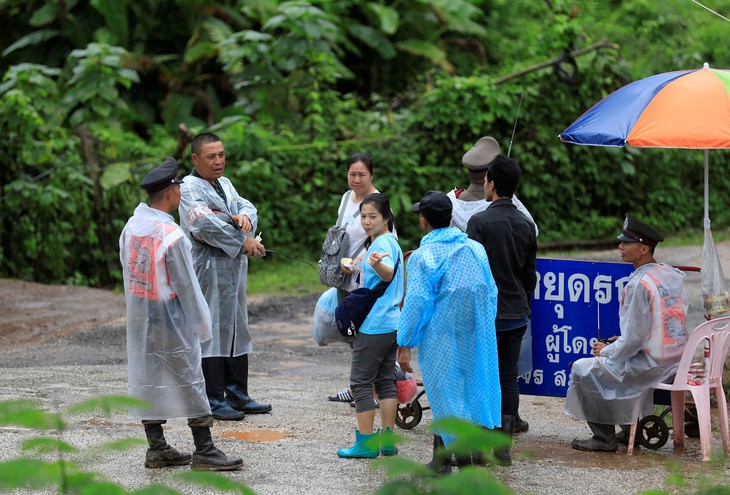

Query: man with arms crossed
[179,133,270,421]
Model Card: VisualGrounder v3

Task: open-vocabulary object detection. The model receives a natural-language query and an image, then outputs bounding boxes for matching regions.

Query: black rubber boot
[225,354,272,414]
[515,414,529,433]
[204,357,245,421]
[571,422,618,452]
[425,435,452,475]
[190,426,243,471]
[143,424,192,468]
[494,415,516,466]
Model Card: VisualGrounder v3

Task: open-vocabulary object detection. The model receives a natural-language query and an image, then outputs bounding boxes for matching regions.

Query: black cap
[412,190,452,217]
[140,157,184,192]
[617,214,664,246]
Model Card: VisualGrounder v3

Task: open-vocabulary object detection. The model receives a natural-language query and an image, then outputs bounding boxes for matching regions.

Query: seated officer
[565,214,689,451]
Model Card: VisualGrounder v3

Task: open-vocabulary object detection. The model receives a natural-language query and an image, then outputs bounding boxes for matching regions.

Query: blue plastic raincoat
[397,228,501,443]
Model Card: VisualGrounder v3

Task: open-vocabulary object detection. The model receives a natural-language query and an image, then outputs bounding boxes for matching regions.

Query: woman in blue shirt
[337,193,404,458]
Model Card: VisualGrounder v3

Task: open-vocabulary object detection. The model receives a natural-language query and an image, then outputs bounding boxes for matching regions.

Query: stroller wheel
[395,399,423,429]
[637,415,669,450]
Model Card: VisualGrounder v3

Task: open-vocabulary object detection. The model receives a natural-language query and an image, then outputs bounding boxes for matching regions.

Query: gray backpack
[318,192,358,288]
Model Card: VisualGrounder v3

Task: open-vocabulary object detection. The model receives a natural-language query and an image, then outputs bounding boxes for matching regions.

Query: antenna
[507,94,524,158]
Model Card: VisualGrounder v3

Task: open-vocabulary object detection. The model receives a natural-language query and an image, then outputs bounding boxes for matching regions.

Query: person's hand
[607,335,619,343]
[243,236,265,258]
[592,340,608,356]
[398,346,413,373]
[232,214,252,233]
[368,252,390,267]
[341,258,355,274]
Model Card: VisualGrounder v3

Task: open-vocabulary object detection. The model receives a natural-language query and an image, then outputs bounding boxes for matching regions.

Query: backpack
[335,258,400,337]
[318,191,360,288]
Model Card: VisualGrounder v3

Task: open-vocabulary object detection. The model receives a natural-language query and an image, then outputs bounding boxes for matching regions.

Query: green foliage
[174,471,257,494]
[373,418,515,495]
[0,400,64,430]
[0,397,255,494]
[2,0,730,286]
[65,395,150,416]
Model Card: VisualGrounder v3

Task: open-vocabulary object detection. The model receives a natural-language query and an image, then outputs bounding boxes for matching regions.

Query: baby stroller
[395,378,429,429]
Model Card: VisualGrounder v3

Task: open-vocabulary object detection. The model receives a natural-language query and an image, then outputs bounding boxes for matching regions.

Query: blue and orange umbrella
[560,63,730,150]
[559,62,730,221]
[559,63,730,315]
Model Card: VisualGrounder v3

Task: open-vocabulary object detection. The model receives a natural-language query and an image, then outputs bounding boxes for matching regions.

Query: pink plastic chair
[628,316,730,461]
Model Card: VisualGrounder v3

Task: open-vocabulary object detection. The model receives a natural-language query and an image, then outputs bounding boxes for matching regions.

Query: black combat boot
[204,357,245,420]
[571,422,618,452]
[515,414,529,433]
[190,426,244,471]
[224,354,272,414]
[494,415,516,466]
[143,424,192,468]
[425,435,452,475]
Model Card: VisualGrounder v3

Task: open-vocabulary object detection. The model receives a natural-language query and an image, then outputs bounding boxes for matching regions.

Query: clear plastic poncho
[565,263,689,425]
[179,175,258,358]
[447,190,539,236]
[119,203,213,420]
[397,228,501,443]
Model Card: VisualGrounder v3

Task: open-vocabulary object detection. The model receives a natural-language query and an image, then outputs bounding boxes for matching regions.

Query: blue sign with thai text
[518,258,634,397]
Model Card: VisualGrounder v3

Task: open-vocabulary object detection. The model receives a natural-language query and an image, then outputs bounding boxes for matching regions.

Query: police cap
[462,136,501,171]
[617,214,664,247]
[140,157,184,193]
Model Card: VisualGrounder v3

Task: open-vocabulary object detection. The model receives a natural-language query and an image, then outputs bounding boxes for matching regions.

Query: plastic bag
[702,225,729,317]
[394,362,419,404]
[312,288,350,346]
[517,321,533,378]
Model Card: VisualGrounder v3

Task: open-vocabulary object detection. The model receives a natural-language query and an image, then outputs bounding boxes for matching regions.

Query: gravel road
[1,241,730,494]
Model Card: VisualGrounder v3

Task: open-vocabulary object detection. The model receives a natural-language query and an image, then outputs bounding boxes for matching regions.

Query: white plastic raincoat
[119,203,213,420]
[447,190,539,236]
[397,228,501,444]
[179,175,257,358]
[565,262,689,425]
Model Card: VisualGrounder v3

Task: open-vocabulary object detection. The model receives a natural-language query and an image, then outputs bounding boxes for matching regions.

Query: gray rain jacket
[565,262,689,425]
[179,175,258,358]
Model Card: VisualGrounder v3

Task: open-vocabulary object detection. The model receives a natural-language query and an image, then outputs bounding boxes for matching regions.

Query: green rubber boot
[337,429,380,459]
[380,427,398,456]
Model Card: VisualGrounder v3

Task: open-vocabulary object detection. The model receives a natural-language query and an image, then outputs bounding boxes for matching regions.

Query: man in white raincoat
[179,133,270,421]
[398,190,501,474]
[120,157,242,470]
[447,136,538,234]
[565,214,689,452]
[448,136,536,436]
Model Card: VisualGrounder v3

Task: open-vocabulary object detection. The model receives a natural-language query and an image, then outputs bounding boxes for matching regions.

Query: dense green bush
[3,1,730,287]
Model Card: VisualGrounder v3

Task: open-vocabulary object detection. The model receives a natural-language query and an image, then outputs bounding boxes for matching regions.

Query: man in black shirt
[466,155,537,466]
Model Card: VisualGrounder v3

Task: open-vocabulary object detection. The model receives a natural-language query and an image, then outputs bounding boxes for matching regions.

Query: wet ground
[2,241,730,494]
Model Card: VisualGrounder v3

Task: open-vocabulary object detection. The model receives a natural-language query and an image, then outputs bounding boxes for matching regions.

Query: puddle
[221,430,289,442]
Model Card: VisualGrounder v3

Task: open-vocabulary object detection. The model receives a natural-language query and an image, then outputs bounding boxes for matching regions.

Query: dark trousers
[350,332,398,413]
[496,325,527,416]
[202,354,248,399]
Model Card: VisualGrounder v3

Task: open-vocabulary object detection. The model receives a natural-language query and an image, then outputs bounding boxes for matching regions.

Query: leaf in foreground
[174,470,256,494]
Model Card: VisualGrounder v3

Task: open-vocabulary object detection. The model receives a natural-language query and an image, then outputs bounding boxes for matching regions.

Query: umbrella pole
[704,149,710,229]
